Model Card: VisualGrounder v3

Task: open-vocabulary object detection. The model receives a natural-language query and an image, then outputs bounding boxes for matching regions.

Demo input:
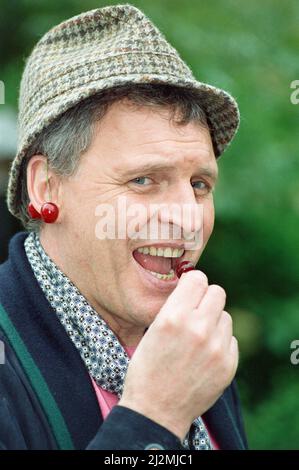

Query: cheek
[61,182,99,235]
[203,199,215,240]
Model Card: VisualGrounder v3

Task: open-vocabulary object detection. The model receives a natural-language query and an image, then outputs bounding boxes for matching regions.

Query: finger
[159,270,208,319]
[196,284,226,325]
[217,311,233,348]
[229,336,239,377]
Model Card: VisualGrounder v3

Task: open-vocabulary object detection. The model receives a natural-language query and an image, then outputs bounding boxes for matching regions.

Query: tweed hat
[7,3,240,220]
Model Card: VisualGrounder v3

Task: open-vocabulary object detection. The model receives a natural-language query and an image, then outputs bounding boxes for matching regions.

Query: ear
[26,155,61,216]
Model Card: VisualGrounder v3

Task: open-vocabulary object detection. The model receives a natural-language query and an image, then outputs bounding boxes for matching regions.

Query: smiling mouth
[132,245,186,281]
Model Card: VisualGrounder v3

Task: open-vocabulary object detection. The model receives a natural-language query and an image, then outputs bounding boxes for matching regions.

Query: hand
[118,270,238,442]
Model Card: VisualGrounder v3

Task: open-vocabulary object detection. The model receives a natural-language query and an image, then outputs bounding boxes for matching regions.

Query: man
[0,4,247,450]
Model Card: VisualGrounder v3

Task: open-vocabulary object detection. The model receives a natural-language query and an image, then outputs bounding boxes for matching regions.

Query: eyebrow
[120,161,218,182]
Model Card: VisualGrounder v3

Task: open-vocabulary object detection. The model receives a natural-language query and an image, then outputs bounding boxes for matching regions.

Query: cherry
[175,260,195,278]
[27,202,41,219]
[41,202,59,223]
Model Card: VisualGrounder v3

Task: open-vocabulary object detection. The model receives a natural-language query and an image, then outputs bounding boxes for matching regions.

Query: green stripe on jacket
[0,302,74,449]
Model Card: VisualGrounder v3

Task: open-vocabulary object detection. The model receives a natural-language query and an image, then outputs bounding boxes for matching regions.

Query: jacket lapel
[203,392,246,449]
[0,232,103,449]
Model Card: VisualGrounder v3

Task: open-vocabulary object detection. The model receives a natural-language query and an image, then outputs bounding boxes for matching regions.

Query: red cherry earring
[27,202,59,223]
[27,202,41,219]
[40,202,59,223]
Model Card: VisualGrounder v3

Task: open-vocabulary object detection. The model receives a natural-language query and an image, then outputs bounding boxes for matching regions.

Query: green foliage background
[1,0,299,449]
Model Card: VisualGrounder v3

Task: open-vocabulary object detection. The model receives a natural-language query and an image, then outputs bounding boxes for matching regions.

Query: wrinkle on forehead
[88,100,216,176]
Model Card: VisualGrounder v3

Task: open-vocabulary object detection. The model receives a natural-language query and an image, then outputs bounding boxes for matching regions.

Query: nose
[156,181,204,244]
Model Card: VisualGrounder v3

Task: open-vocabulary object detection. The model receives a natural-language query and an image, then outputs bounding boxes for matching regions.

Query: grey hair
[19,83,210,231]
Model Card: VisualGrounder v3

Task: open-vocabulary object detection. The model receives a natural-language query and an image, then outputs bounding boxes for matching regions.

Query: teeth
[149,269,175,280]
[149,247,157,256]
[163,247,172,258]
[137,246,184,258]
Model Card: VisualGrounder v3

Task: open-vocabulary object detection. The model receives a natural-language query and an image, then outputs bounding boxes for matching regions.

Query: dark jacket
[0,232,248,450]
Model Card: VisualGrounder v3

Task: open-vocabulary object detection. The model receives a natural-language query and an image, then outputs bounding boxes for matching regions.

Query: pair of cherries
[27,202,59,223]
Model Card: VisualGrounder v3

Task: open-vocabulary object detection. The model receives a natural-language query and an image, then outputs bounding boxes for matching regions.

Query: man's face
[51,100,218,340]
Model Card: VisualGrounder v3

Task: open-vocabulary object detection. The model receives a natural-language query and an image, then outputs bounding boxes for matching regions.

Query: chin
[144,302,165,325]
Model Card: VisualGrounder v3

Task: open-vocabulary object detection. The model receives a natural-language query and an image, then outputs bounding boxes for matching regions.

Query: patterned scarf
[24,231,213,450]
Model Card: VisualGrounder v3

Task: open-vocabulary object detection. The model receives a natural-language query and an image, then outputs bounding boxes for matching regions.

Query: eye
[191,180,211,193]
[130,176,153,185]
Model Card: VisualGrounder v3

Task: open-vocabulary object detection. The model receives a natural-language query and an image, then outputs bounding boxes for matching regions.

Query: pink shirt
[90,345,219,449]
